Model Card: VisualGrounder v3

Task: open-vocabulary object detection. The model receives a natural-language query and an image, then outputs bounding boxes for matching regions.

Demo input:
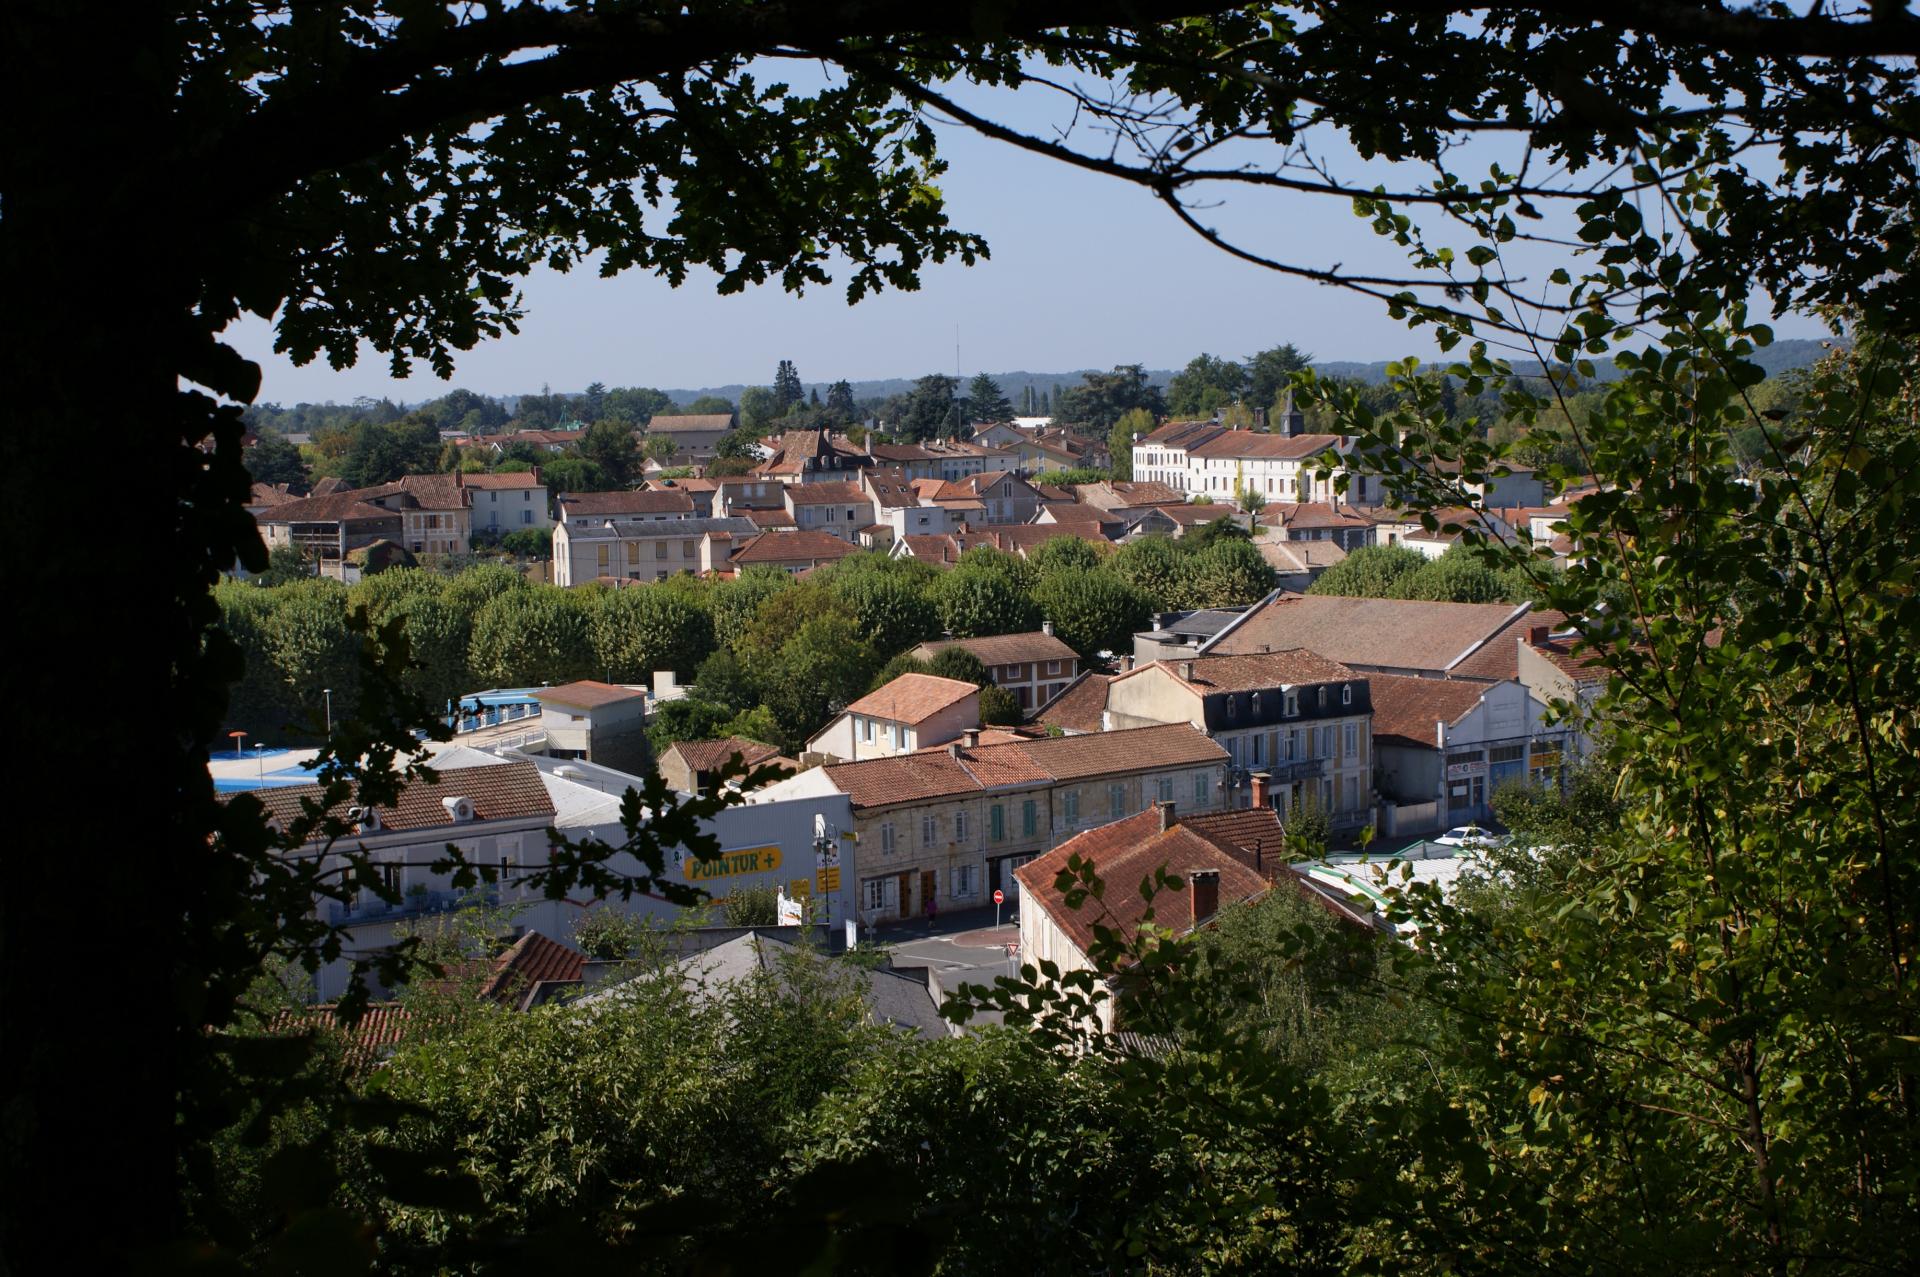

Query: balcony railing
[329,887,500,927]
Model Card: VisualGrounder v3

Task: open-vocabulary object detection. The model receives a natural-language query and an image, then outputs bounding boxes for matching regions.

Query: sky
[226,69,1820,406]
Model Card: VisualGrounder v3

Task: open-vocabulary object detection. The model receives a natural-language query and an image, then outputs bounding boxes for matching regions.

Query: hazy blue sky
[227,74,1818,405]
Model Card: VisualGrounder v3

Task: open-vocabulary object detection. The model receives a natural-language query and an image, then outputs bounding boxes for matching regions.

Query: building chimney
[1041,619,1054,637]
[1190,869,1221,925]
[1250,771,1271,809]
[1158,800,1176,832]
[962,728,981,748]
[1181,660,1195,683]
[948,740,963,759]
[1529,624,1550,645]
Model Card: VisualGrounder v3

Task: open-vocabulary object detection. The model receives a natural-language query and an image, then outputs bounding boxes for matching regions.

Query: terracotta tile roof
[1072,481,1184,510]
[743,508,798,529]
[1208,594,1535,674]
[263,1003,411,1072]
[665,736,786,774]
[1015,809,1268,953]
[462,471,545,490]
[785,481,867,506]
[913,631,1079,667]
[559,489,694,517]
[1150,505,1229,526]
[248,761,556,843]
[863,467,920,508]
[1188,431,1345,460]
[1178,806,1287,869]
[989,525,1113,555]
[1448,609,1573,682]
[728,530,860,564]
[249,481,297,508]
[310,476,350,497]
[898,534,965,565]
[533,680,646,710]
[1259,540,1348,572]
[1137,649,1359,694]
[824,722,1224,810]
[1018,722,1225,780]
[1142,419,1224,448]
[647,413,734,433]
[1364,674,1496,749]
[1031,672,1114,733]
[479,932,587,1008]
[254,491,400,525]
[844,673,979,725]
[1259,501,1376,531]
[1031,484,1076,502]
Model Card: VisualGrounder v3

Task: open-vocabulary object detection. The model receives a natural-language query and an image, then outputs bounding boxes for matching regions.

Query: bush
[723,885,779,927]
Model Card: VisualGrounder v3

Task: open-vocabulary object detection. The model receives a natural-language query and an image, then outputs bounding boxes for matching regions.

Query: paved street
[870,904,1026,1028]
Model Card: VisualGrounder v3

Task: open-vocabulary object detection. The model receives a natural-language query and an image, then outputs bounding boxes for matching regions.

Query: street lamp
[254,743,270,780]
[323,687,333,736]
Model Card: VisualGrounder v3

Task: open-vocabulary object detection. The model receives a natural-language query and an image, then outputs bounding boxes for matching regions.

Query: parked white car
[1433,825,1505,848]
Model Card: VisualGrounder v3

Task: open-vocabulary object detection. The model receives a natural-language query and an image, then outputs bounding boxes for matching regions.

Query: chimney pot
[1158,800,1176,832]
[1250,771,1271,809]
[1190,869,1221,925]
[962,728,980,748]
[1041,619,1054,637]
[1529,625,1551,644]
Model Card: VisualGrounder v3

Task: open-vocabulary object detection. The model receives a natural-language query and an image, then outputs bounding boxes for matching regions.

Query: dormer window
[1226,696,1238,719]
[1285,692,1298,716]
[1341,684,1352,705]
[1317,687,1327,708]
[1251,692,1261,714]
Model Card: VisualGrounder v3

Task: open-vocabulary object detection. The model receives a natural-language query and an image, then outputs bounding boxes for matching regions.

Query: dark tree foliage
[895,373,959,441]
[772,359,805,414]
[9,2,1920,1273]
[1053,364,1166,428]
[967,372,1013,423]
[243,433,309,492]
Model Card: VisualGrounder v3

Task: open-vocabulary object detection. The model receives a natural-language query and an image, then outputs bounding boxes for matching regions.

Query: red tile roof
[1134,649,1359,694]
[843,673,979,725]
[785,481,868,506]
[1259,501,1376,531]
[1142,419,1224,448]
[823,722,1224,810]
[728,530,860,564]
[912,631,1079,667]
[1364,674,1496,750]
[479,931,588,1008]
[263,1003,411,1072]
[462,471,545,490]
[1031,672,1114,733]
[254,491,399,524]
[1188,431,1345,460]
[249,761,556,843]
[743,508,798,529]
[1209,594,1534,673]
[664,736,787,774]
[1015,809,1268,954]
[1448,609,1577,682]
[534,680,646,710]
[559,489,694,517]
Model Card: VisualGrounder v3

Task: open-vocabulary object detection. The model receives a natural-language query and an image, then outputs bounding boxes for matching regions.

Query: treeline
[1307,544,1546,605]
[216,531,1277,753]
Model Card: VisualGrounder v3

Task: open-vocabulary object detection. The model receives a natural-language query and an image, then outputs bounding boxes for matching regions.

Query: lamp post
[323,687,333,736]
[255,743,270,780]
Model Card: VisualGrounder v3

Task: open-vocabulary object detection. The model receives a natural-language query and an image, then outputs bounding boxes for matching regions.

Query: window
[523,490,531,502]
[521,509,532,525]
[955,810,969,841]
[921,815,936,846]
[682,540,696,557]
[1108,783,1126,817]
[846,508,856,522]
[990,804,1005,841]
[1021,799,1037,836]
[1317,687,1327,708]
[1226,696,1238,720]
[862,877,893,912]
[950,865,976,898]
[1158,776,1174,802]
[860,717,873,743]
[1045,660,1061,676]
[1319,726,1335,758]
[1250,733,1264,765]
[880,822,896,854]
[1490,743,1526,764]
[1251,692,1261,715]
[1344,722,1358,760]
[597,544,609,569]
[1194,772,1211,805]
[1285,692,1298,716]
[1341,683,1352,705]
[655,540,668,559]
[1064,791,1080,825]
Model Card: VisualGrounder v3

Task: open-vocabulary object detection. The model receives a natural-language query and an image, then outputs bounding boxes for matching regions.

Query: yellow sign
[816,866,842,893]
[683,844,782,883]
[788,878,812,899]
